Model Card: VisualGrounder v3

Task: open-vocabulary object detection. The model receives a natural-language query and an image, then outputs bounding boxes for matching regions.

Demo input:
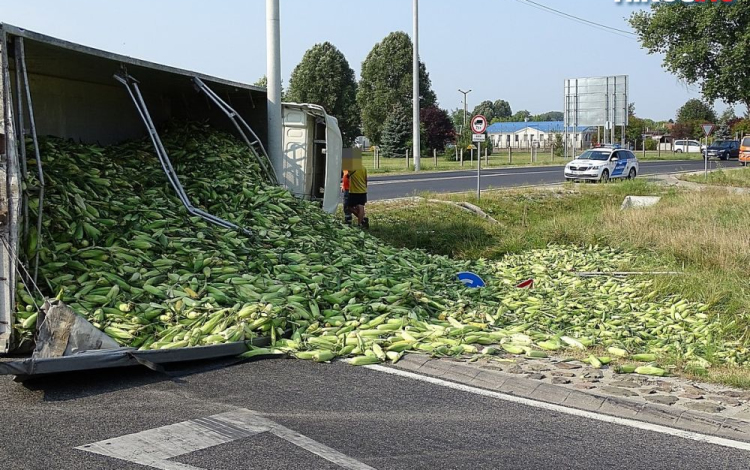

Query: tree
[253,75,285,99]
[471,100,512,122]
[286,42,360,145]
[553,134,564,158]
[421,106,455,153]
[450,108,466,130]
[672,122,695,140]
[512,110,531,122]
[493,100,512,120]
[716,108,738,140]
[733,119,750,138]
[380,105,411,159]
[626,116,647,149]
[676,99,716,124]
[357,32,437,144]
[623,103,647,148]
[630,4,750,111]
[533,111,563,122]
[472,101,498,122]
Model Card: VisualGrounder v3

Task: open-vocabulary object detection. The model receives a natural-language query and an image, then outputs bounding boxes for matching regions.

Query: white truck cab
[281,103,342,214]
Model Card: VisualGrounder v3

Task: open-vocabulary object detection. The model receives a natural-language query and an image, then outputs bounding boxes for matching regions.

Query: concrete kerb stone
[393,356,750,442]
[722,418,750,439]
[423,359,481,380]
[562,390,606,412]
[599,397,644,418]
[396,354,432,372]
[529,382,571,406]
[471,370,509,391]
[676,410,725,436]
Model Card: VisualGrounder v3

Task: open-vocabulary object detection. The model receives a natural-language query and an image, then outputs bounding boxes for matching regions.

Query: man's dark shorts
[348,192,367,207]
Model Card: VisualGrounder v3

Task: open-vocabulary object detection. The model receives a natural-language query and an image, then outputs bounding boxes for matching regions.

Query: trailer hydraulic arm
[192,77,278,185]
[114,72,250,236]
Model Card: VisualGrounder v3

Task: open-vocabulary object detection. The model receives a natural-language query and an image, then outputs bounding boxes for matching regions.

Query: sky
[0,0,737,121]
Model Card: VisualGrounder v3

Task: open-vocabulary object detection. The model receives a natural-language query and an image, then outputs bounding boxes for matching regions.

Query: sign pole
[701,123,715,181]
[470,115,488,202]
[704,136,708,181]
[477,141,481,201]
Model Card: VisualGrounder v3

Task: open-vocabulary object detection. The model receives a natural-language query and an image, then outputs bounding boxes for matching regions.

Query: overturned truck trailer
[0,24,342,358]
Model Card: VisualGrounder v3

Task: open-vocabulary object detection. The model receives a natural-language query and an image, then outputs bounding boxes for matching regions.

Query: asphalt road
[1,358,748,469]
[368,159,743,201]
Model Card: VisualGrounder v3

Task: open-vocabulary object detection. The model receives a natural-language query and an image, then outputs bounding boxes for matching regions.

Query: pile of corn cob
[12,122,746,372]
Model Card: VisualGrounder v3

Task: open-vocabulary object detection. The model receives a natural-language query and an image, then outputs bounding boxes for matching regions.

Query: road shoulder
[391,354,750,443]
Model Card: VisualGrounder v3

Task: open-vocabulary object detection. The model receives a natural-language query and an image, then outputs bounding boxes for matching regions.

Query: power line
[514,0,638,40]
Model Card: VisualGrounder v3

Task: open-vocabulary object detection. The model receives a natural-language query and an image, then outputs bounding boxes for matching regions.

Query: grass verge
[682,167,750,188]
[367,181,750,387]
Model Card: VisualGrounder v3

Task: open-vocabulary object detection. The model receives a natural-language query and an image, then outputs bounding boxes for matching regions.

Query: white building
[486,121,594,149]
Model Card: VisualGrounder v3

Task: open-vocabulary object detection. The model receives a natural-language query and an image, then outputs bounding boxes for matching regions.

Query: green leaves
[677,99,717,124]
[630,3,750,110]
[357,32,437,144]
[380,104,412,159]
[286,42,360,146]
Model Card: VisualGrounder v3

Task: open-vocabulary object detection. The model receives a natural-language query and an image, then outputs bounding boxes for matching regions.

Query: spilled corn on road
[0,358,748,470]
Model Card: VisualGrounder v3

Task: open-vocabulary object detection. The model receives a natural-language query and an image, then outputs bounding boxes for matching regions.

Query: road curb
[394,355,750,443]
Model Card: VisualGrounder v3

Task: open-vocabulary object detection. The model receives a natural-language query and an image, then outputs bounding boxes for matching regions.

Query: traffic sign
[457,272,485,288]
[702,123,715,137]
[472,133,486,142]
[471,115,488,134]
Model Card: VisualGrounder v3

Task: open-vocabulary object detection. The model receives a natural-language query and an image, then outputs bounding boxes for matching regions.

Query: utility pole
[458,89,472,129]
[266,0,283,178]
[412,0,421,171]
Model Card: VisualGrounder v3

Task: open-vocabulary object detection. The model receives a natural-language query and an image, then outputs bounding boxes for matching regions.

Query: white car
[564,148,639,183]
[674,139,705,153]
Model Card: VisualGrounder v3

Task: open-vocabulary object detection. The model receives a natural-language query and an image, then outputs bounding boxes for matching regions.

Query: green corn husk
[11,123,743,371]
[635,366,667,377]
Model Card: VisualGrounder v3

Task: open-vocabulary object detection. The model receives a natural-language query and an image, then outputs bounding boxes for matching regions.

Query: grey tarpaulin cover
[33,299,121,358]
[0,300,274,381]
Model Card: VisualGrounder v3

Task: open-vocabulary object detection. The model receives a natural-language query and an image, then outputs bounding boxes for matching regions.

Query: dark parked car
[706,140,740,160]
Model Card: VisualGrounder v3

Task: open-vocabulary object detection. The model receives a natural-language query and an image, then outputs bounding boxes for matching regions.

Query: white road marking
[370,162,708,186]
[76,408,375,470]
[366,365,750,453]
[370,169,560,185]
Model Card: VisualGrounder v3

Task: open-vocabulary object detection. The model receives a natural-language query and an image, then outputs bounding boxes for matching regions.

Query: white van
[674,140,704,153]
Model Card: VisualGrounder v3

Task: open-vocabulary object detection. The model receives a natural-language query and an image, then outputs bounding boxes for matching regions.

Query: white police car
[564,148,639,183]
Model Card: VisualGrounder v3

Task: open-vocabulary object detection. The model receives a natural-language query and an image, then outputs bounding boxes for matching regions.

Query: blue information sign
[457,272,485,288]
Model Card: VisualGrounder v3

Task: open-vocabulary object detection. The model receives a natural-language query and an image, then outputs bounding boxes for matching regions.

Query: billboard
[564,76,629,129]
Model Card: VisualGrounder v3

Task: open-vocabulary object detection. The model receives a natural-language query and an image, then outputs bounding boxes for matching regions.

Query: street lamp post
[266,0,282,176]
[266,0,283,175]
[412,0,421,171]
[458,89,472,129]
